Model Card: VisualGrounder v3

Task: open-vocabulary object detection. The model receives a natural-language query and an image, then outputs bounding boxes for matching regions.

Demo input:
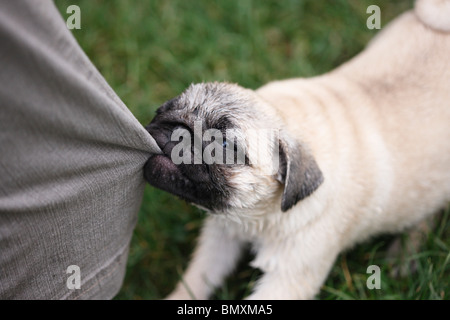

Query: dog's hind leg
[386,211,442,278]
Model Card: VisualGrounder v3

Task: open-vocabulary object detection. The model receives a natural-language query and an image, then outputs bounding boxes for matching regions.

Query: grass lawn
[55,0,449,299]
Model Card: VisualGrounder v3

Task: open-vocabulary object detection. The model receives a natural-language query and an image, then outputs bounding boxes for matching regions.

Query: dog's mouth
[144,121,196,199]
[151,153,176,170]
[146,154,179,178]
[143,122,226,211]
[144,154,196,200]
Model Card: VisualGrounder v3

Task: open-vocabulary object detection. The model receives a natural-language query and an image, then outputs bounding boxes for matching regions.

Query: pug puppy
[144,1,450,299]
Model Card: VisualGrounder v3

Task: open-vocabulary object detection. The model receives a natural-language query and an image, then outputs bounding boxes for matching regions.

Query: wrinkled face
[144,82,324,214]
[143,82,282,213]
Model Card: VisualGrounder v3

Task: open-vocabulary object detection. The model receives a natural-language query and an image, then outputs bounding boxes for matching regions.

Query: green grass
[55,0,449,300]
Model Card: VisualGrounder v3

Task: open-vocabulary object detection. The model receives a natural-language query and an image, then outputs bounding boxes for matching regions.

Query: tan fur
[166,5,450,300]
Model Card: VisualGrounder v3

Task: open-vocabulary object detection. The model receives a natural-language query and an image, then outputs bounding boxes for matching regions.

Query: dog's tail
[415,0,450,32]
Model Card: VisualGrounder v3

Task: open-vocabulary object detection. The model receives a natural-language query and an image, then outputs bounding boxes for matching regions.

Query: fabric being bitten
[0,0,160,299]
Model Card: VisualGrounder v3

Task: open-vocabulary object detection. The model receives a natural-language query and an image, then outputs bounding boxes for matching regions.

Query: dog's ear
[277,135,324,212]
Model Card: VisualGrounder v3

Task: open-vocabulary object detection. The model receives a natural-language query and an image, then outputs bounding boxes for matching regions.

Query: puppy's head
[144,82,323,214]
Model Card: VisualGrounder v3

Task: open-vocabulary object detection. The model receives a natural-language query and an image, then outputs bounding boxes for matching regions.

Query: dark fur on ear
[277,135,324,212]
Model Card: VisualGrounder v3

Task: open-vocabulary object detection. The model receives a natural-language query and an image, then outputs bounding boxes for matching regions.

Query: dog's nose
[145,124,172,153]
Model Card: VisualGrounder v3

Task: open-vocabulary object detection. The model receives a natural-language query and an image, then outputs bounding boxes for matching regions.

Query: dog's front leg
[166,215,246,300]
[246,230,340,300]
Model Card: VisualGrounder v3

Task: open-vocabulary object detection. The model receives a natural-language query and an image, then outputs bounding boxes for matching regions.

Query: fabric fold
[0,0,159,299]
